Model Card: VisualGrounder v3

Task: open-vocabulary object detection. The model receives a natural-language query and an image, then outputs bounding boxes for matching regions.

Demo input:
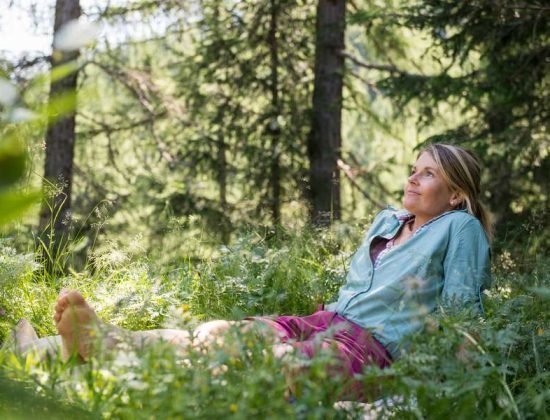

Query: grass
[0,223,548,419]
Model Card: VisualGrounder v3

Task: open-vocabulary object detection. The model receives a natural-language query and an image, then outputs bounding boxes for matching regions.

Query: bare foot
[14,319,39,351]
[54,290,100,361]
[11,319,62,360]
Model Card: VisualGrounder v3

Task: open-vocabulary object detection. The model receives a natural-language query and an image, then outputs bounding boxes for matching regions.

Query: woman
[14,143,492,399]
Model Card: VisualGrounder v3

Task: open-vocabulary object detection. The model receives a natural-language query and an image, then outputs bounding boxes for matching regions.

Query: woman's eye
[426,171,434,177]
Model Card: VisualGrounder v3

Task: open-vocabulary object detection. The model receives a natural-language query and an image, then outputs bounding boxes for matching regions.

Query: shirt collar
[394,209,412,220]
[392,208,468,227]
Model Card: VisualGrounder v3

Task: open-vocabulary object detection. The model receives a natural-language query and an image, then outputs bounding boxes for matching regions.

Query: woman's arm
[441,217,492,314]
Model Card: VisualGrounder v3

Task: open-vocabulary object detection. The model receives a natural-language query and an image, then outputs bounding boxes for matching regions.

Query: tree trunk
[216,107,230,244]
[307,0,346,226]
[268,0,281,224]
[39,0,81,254]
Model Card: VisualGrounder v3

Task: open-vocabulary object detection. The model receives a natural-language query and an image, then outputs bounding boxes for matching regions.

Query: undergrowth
[0,224,548,419]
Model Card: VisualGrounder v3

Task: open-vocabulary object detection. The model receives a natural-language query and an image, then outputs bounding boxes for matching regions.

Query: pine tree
[308,0,346,225]
[39,0,81,256]
[355,1,549,236]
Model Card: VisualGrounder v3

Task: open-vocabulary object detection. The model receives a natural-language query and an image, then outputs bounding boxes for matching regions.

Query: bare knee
[133,329,191,348]
[272,343,307,397]
[193,320,256,347]
[193,320,234,344]
[272,343,294,359]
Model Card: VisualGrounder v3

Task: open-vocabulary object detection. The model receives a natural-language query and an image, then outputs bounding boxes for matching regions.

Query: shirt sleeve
[441,218,492,314]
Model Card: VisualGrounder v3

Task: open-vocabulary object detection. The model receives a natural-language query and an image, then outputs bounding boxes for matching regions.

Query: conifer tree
[308,0,346,225]
[39,0,81,255]
[171,0,315,229]
[355,1,549,232]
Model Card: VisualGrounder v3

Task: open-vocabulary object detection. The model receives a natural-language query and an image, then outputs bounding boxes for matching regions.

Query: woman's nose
[408,173,418,184]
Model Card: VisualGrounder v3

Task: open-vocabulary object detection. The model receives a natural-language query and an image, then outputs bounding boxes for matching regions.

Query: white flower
[54,19,101,51]
[403,275,425,290]
[0,78,17,106]
[113,351,140,368]
[9,107,36,122]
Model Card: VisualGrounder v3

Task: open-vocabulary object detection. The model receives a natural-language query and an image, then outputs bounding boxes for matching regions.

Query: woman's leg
[27,293,332,400]
[8,319,61,360]
[16,335,62,359]
[53,290,263,360]
[54,289,120,360]
[14,319,38,346]
[13,327,193,361]
[55,290,200,360]
[193,319,263,347]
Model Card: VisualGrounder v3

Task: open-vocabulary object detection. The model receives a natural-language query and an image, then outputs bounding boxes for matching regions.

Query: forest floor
[0,225,548,419]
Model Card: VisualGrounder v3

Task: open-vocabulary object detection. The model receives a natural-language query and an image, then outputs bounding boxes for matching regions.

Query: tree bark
[268,0,281,224]
[308,0,346,226]
[39,0,81,252]
[216,106,230,244]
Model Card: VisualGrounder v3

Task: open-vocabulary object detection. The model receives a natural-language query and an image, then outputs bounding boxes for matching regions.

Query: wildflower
[113,351,140,368]
[424,317,439,333]
[496,250,516,273]
[499,286,512,298]
[403,276,425,290]
[128,234,145,255]
[61,209,72,226]
[229,403,238,413]
[483,289,494,298]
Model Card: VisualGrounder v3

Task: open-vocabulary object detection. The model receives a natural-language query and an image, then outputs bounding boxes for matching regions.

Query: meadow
[0,222,548,419]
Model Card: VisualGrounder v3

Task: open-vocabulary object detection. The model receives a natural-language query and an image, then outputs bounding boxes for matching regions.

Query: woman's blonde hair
[421,143,493,241]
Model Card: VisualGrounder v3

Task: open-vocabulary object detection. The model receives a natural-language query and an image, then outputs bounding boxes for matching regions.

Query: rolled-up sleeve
[442,218,491,314]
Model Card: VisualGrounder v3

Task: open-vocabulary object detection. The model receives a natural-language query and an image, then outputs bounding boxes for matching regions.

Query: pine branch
[337,159,385,209]
[78,113,166,137]
[341,50,426,79]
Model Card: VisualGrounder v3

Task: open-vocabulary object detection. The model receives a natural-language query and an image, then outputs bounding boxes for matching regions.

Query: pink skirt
[249,310,392,399]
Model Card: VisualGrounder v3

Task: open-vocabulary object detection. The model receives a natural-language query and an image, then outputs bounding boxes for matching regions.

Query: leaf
[0,78,17,106]
[29,61,79,89]
[53,19,101,51]
[0,136,26,188]
[49,61,80,83]
[40,91,78,122]
[527,287,550,300]
[0,190,41,226]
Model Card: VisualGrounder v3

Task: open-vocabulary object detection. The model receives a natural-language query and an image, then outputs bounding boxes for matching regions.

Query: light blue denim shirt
[326,207,491,359]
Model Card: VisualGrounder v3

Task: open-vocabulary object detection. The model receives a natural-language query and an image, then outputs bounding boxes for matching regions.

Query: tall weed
[0,224,548,418]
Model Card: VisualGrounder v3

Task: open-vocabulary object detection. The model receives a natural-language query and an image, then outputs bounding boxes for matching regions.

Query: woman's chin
[402,201,416,214]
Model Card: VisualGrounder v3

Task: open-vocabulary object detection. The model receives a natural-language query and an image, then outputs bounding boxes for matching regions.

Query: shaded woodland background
[0,1,549,418]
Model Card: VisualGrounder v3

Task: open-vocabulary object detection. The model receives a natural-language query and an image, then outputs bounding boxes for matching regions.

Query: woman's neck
[411,218,424,232]
[411,213,438,232]
[411,210,453,232]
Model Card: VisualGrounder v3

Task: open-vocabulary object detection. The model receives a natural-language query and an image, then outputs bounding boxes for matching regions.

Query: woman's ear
[449,191,463,208]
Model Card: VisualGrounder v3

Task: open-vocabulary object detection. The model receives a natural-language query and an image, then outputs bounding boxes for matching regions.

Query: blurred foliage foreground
[0,225,548,419]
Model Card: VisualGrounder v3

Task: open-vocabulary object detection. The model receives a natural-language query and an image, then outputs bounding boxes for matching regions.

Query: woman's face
[403,152,459,224]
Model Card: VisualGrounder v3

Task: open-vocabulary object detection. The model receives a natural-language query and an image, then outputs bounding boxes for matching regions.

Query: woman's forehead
[413,152,439,169]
